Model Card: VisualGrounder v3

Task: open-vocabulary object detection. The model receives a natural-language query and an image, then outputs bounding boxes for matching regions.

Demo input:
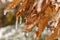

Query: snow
[0,24,26,40]
[0,26,11,38]
[0,23,35,40]
[0,23,60,40]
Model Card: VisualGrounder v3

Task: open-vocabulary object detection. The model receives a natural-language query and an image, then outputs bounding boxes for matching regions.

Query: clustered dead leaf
[2,0,60,40]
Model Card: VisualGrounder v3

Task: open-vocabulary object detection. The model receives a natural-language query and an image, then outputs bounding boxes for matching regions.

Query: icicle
[20,16,22,24]
[55,3,59,11]
[15,17,18,30]
[46,0,48,4]
[33,33,36,40]
[4,10,8,15]
[37,0,43,12]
